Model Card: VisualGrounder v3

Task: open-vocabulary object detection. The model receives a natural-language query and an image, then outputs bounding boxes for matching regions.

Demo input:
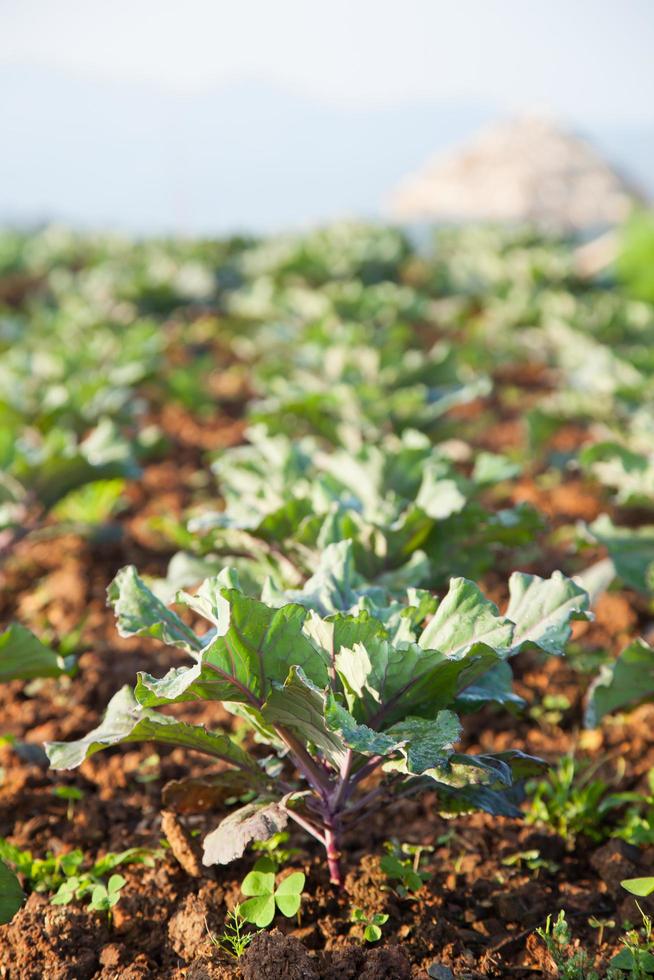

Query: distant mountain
[0,66,651,234]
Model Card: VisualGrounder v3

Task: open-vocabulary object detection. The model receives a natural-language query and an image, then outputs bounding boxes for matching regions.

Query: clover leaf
[239,861,305,928]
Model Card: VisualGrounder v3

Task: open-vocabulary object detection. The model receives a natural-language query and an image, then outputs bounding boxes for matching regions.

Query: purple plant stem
[324,819,343,887]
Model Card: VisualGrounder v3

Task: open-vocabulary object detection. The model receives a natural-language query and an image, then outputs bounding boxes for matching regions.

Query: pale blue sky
[2,0,653,123]
[1,1,653,232]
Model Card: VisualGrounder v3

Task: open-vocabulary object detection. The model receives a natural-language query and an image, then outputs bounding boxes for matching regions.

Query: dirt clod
[590,839,642,893]
[357,945,413,979]
[240,929,319,979]
[161,809,205,878]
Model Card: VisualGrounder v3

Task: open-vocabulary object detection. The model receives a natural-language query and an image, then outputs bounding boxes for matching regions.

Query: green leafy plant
[610,771,654,848]
[51,785,86,821]
[501,849,559,877]
[239,859,305,927]
[350,906,389,943]
[52,872,126,920]
[611,902,654,976]
[535,910,599,979]
[0,838,160,916]
[87,874,126,915]
[0,419,138,562]
[210,904,259,959]
[380,839,432,895]
[588,916,615,947]
[170,426,538,593]
[251,832,301,869]
[45,559,590,886]
[526,755,615,847]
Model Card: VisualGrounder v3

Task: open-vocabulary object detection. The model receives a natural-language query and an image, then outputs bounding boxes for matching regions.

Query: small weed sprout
[350,907,389,943]
[611,903,654,975]
[251,832,301,870]
[209,905,258,960]
[502,849,559,877]
[52,785,86,821]
[527,755,613,848]
[88,874,126,921]
[381,840,432,896]
[535,910,599,980]
[587,916,615,947]
[0,837,160,917]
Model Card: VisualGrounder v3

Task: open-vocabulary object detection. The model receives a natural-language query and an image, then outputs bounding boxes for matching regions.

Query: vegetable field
[1,221,654,978]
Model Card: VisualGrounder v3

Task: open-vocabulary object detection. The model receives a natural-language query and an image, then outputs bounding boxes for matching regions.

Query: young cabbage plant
[46,544,590,887]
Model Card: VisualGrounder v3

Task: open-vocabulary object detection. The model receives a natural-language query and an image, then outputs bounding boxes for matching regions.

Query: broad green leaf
[587,515,654,593]
[262,540,382,616]
[0,858,23,924]
[415,470,467,520]
[472,452,522,485]
[418,578,514,657]
[202,801,289,866]
[0,623,74,682]
[385,711,462,774]
[335,629,502,726]
[108,566,201,653]
[413,749,547,817]
[26,449,135,510]
[240,894,276,927]
[506,571,591,654]
[175,570,239,629]
[275,871,305,916]
[51,478,125,525]
[241,869,275,896]
[46,685,261,776]
[107,873,126,895]
[585,639,654,726]
[136,592,328,707]
[276,871,305,897]
[610,948,654,972]
[324,696,399,757]
[621,877,654,897]
[262,666,346,768]
[455,662,525,712]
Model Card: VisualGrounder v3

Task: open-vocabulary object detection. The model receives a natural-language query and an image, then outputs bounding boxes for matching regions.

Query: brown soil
[2,382,654,978]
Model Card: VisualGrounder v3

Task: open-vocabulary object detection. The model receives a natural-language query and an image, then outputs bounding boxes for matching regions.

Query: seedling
[52,785,86,821]
[527,755,614,847]
[588,916,615,947]
[239,860,305,928]
[89,874,126,913]
[0,837,160,916]
[529,693,571,728]
[350,906,389,943]
[502,849,559,877]
[612,770,654,848]
[209,905,258,959]
[611,904,654,975]
[251,832,301,869]
[535,911,599,980]
[381,840,432,895]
